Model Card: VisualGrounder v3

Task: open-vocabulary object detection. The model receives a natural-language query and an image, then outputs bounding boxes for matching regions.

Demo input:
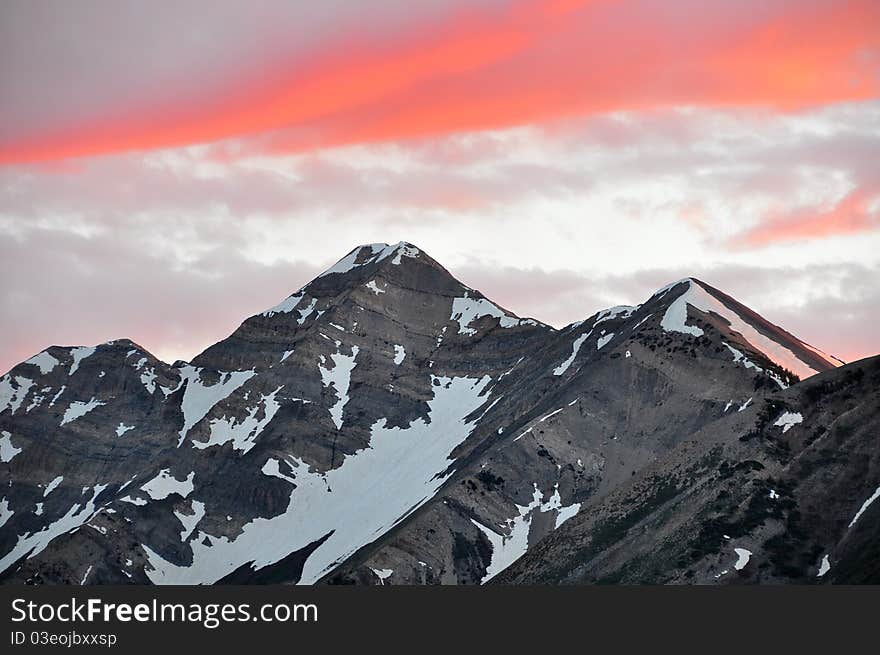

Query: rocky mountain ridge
[2,241,873,585]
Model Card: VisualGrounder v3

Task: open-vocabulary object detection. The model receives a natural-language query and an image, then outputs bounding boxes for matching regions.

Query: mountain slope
[494,356,880,584]
[322,277,850,584]
[1,242,549,584]
[0,242,866,586]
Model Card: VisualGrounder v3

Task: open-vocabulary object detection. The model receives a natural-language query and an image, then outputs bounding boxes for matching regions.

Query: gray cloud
[4,103,878,227]
[0,227,321,373]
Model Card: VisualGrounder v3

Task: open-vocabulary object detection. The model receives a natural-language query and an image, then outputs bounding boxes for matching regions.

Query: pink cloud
[738,187,880,247]
[0,0,877,163]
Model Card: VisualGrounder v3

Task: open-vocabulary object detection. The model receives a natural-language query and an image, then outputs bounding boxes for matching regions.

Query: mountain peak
[317,241,423,279]
[652,276,843,379]
[252,248,843,385]
[257,241,455,320]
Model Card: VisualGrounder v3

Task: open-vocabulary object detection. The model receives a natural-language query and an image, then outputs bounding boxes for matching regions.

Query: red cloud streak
[740,187,880,247]
[0,0,878,164]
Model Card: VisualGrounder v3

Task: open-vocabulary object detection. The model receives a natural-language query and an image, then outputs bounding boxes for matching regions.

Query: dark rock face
[0,242,871,586]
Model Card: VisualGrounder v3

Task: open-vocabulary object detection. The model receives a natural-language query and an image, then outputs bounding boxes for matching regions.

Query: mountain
[0,242,874,586]
[495,355,880,584]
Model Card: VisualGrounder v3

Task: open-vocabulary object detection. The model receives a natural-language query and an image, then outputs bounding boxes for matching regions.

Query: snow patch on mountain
[594,306,635,325]
[724,343,761,373]
[142,374,493,585]
[451,293,519,336]
[321,251,367,277]
[317,242,419,279]
[175,367,255,446]
[132,358,158,393]
[48,386,65,407]
[261,293,319,324]
[733,548,752,570]
[0,375,34,416]
[26,390,46,413]
[0,498,11,528]
[632,313,653,331]
[262,293,304,317]
[848,484,880,529]
[116,423,135,437]
[370,567,393,584]
[261,458,297,485]
[25,351,59,375]
[724,342,787,389]
[194,386,284,454]
[176,500,206,542]
[513,427,533,442]
[390,243,420,264]
[513,406,564,443]
[660,279,835,380]
[555,501,581,528]
[472,483,580,583]
[0,483,108,575]
[539,484,582,529]
[319,345,359,430]
[141,470,195,501]
[43,476,63,497]
[540,407,565,423]
[774,412,803,433]
[61,398,105,426]
[0,431,22,462]
[68,346,96,376]
[553,331,590,375]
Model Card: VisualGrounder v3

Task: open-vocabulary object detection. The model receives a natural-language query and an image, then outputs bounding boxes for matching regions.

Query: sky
[1,0,878,373]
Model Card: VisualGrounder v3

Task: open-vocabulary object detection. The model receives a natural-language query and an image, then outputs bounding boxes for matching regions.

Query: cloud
[736,186,880,247]
[5,102,878,224]
[3,103,880,275]
[0,228,321,374]
[2,102,878,374]
[1,0,877,163]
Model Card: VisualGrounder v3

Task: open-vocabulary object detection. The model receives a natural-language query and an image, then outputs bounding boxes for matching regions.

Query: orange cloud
[706,0,880,107]
[1,0,878,164]
[739,187,880,247]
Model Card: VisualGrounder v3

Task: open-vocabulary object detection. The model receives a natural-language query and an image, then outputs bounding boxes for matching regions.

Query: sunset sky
[1,0,878,373]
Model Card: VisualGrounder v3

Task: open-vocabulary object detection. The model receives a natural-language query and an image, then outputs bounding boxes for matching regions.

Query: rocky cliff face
[1,242,871,586]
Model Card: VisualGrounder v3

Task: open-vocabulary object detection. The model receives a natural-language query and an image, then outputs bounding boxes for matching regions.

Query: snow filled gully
[471,484,581,583]
[143,375,494,584]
